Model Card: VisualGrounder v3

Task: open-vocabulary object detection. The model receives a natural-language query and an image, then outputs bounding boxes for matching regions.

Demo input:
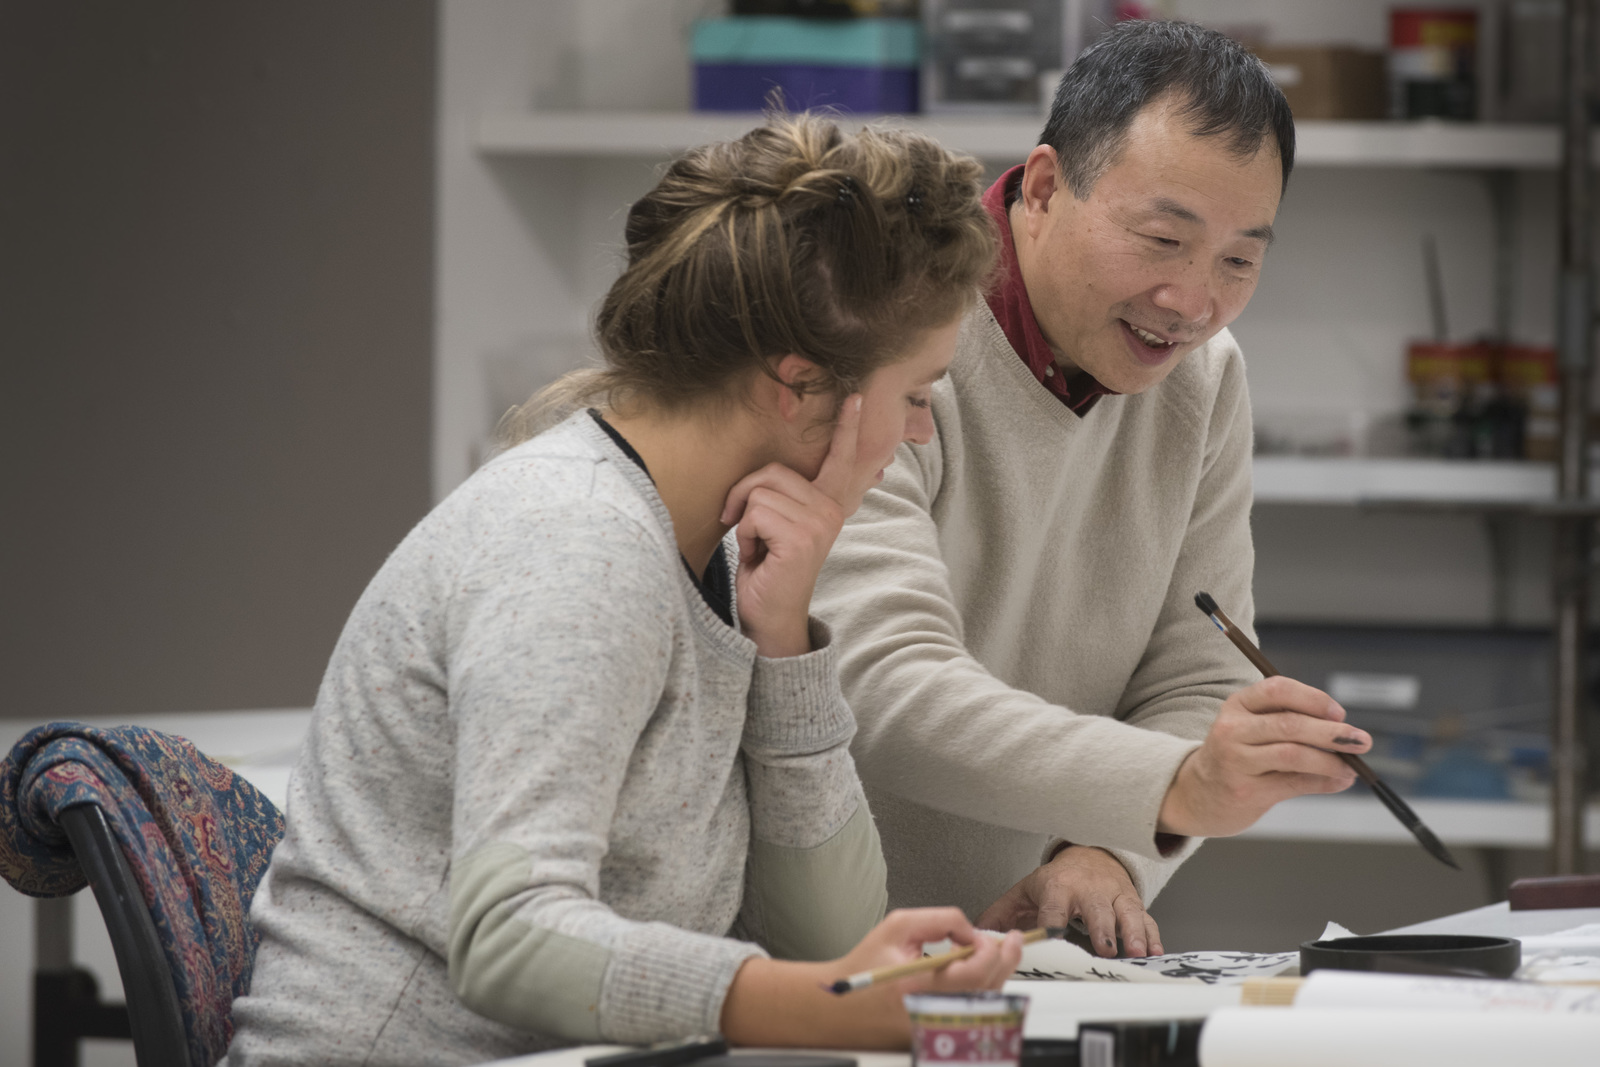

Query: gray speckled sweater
[227,413,886,1067]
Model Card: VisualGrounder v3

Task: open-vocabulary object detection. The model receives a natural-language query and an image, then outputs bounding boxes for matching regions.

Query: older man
[813,20,1371,958]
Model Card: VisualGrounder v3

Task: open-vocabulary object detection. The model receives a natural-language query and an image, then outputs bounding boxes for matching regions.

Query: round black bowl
[1299,934,1521,979]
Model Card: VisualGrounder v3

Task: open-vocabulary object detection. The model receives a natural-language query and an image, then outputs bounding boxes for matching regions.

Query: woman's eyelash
[908,396,931,409]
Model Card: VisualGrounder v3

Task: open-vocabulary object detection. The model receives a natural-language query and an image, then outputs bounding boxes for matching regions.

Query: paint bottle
[1389,8,1478,121]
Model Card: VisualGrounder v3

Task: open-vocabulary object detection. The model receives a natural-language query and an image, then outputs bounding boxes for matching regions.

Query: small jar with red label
[904,992,1030,1067]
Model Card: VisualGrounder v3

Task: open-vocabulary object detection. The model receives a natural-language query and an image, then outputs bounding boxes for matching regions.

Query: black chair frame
[33,803,191,1067]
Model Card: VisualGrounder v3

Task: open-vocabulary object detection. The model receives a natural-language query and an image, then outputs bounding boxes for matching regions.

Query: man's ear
[1018,144,1063,237]
[772,353,825,423]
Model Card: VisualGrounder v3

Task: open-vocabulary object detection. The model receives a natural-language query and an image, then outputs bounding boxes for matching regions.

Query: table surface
[1385,900,1600,938]
[472,904,1600,1067]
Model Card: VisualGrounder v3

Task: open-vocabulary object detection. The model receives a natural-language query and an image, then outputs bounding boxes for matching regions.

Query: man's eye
[1226,257,1256,269]
[1144,234,1180,247]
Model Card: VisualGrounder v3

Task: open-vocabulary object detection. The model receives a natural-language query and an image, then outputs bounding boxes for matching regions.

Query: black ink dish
[1299,934,1521,979]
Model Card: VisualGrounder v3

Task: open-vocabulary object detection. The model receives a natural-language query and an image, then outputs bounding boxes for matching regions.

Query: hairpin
[836,175,857,207]
[905,187,924,214]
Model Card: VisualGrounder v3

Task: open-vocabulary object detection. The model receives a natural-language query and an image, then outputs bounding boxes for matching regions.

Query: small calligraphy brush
[825,927,1065,994]
[1194,591,1459,871]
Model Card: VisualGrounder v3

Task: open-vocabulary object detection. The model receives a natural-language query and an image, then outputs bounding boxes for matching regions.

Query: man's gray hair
[1040,19,1295,199]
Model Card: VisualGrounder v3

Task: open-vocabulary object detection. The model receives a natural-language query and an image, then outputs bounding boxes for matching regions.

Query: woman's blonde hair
[500,112,998,445]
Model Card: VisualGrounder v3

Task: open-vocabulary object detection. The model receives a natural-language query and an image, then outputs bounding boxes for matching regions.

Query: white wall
[1,0,435,1062]
[434,0,718,496]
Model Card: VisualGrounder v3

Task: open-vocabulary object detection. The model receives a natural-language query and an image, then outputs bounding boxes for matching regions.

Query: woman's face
[788,315,961,515]
[855,316,961,481]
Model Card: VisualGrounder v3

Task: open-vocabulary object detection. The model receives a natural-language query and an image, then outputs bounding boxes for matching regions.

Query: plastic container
[692,16,919,112]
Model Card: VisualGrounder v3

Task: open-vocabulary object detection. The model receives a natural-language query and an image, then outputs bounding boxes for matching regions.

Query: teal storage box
[691,17,921,112]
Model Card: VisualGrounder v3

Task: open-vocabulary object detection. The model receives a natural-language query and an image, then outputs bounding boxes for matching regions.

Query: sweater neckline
[587,409,734,629]
[966,303,1118,438]
[568,413,755,663]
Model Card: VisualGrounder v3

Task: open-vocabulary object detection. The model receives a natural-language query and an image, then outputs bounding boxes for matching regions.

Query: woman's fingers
[809,395,863,506]
[934,930,1022,991]
[886,906,975,950]
[722,462,813,526]
[722,462,840,526]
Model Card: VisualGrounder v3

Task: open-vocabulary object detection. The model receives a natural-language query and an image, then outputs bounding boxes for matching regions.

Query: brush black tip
[1194,591,1218,615]
[826,979,852,995]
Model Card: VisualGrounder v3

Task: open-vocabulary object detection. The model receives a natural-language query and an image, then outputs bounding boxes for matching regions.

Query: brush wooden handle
[828,927,1052,993]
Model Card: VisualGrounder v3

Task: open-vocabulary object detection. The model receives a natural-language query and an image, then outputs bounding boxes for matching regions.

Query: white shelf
[1250,456,1600,507]
[478,111,1578,169]
[1237,793,1600,849]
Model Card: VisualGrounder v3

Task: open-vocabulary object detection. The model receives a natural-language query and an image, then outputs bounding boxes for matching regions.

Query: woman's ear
[771,354,825,423]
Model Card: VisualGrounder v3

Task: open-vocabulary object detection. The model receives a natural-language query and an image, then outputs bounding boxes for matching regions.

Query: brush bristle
[826,979,852,995]
[1194,591,1219,615]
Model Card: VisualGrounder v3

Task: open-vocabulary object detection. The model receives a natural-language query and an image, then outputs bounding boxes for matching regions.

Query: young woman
[228,114,1012,1066]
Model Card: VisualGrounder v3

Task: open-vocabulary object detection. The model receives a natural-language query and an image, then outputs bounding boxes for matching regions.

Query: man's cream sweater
[812,304,1258,921]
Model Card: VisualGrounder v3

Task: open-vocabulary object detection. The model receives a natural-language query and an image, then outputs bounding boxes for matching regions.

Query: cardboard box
[1253,46,1387,120]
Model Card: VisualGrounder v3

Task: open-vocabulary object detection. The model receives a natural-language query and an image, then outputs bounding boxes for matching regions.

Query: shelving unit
[478,112,1583,169]
[1252,456,1600,507]
[475,112,1583,515]
[1238,793,1600,849]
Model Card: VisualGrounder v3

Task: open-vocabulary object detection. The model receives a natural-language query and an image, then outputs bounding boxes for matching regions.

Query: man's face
[1013,95,1283,395]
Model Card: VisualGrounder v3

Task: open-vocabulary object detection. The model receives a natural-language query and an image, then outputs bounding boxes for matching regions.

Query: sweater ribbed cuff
[1105,834,1204,905]
[598,921,766,1044]
[743,618,855,757]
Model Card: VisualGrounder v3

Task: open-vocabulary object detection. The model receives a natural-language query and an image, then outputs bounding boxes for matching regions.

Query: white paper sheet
[1517,922,1600,958]
[1012,937,1298,985]
[1197,1007,1600,1067]
[1296,969,1600,1014]
[1517,955,1600,982]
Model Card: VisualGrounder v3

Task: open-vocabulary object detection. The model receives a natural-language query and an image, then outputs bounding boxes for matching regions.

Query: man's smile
[1117,318,1183,366]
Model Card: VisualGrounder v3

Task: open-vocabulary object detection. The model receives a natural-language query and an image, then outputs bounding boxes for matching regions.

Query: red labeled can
[1389,8,1477,120]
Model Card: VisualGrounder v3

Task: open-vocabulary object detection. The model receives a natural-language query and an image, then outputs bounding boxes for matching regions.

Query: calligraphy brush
[1193,591,1460,871]
[825,926,1066,994]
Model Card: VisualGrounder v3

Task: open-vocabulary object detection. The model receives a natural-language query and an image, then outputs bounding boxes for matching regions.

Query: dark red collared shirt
[983,165,1117,417]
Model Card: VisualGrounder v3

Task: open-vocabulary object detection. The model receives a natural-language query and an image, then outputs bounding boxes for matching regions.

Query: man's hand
[1158,675,1371,838]
[976,846,1161,958]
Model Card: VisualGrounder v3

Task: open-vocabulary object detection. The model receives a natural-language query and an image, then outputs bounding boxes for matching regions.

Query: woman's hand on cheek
[720,397,864,658]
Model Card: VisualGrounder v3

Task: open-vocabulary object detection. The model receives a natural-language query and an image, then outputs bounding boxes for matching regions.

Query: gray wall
[0,1,435,720]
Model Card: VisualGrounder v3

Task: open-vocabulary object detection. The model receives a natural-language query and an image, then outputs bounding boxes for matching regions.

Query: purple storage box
[695,63,918,113]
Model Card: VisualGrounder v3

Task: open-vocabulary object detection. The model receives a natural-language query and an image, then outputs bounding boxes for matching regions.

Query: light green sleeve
[448,843,610,1041]
[737,618,888,961]
[739,803,887,961]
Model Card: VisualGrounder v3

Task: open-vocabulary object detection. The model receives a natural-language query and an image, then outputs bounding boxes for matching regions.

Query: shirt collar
[982,165,1117,416]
